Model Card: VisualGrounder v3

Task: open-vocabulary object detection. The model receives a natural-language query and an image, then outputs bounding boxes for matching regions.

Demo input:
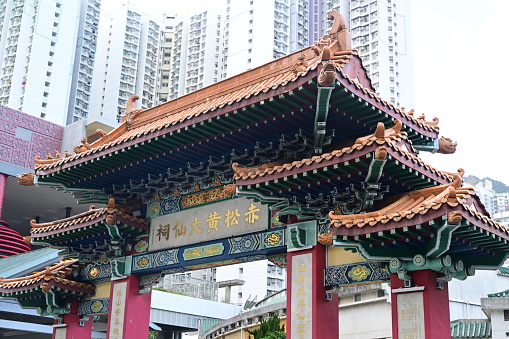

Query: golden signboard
[149,197,268,251]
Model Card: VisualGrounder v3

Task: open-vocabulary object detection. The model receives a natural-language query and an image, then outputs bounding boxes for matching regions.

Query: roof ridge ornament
[122,94,143,129]
[327,11,351,52]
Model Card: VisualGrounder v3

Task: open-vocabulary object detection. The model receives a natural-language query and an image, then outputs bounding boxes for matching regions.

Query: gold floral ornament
[264,233,282,246]
[348,265,371,281]
[91,301,103,313]
[136,257,149,268]
[88,267,100,279]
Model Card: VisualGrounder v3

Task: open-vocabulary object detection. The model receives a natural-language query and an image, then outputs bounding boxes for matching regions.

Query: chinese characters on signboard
[397,292,425,339]
[149,197,268,251]
[291,253,312,339]
[108,282,127,339]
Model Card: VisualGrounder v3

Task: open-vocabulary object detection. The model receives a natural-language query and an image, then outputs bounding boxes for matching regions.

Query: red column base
[107,274,151,339]
[286,245,338,339]
[391,270,450,339]
[52,299,93,339]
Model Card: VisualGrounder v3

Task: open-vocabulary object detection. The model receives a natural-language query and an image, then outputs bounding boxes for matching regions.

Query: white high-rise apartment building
[0,0,101,125]
[156,14,176,104]
[347,0,413,108]
[223,0,413,107]
[67,0,101,124]
[169,9,222,100]
[90,4,160,123]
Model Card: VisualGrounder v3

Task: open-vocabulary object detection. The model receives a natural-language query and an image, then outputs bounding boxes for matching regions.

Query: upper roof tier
[28,12,451,204]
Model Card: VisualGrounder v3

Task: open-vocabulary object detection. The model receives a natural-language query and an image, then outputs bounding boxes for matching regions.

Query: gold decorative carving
[223,184,236,195]
[16,172,34,186]
[181,186,232,209]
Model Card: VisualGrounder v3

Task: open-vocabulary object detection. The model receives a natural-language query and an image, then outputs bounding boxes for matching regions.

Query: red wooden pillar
[390,270,450,339]
[286,244,338,339]
[106,274,152,339]
[52,299,93,339]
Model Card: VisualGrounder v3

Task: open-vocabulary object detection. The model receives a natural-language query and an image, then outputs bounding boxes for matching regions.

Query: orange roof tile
[30,200,148,236]
[329,182,509,236]
[0,259,94,294]
[32,12,439,176]
[233,121,449,184]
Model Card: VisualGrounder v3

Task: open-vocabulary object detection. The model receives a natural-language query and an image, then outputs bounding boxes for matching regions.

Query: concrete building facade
[90,4,160,123]
[156,15,176,104]
[169,9,222,100]
[0,0,102,126]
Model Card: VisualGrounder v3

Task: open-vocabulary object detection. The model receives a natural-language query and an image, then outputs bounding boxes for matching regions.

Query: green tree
[247,314,285,339]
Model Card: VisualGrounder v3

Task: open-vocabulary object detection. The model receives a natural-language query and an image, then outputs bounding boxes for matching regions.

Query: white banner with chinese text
[291,253,313,339]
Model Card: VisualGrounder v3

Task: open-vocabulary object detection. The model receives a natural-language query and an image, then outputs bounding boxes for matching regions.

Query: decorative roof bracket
[425,213,462,258]
[313,47,336,155]
[39,289,71,317]
[357,146,389,209]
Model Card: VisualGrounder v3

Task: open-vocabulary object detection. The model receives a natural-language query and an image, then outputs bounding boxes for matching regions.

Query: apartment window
[49,51,54,57]
[377,290,385,298]
[53,22,58,27]
[51,42,55,47]
[51,31,57,37]
[55,12,59,17]
[42,102,47,108]
[48,61,53,67]
[239,267,243,274]
[40,113,46,118]
[46,71,51,77]
[247,58,251,63]
[238,292,242,299]
[504,310,509,321]
[44,81,50,87]
[56,2,61,7]
[354,294,361,302]
[43,92,48,97]
[162,83,168,87]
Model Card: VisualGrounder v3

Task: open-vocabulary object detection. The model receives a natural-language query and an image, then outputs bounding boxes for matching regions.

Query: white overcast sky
[103,0,509,184]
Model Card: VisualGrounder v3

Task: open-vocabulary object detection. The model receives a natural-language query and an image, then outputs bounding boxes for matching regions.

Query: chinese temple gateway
[2,12,509,339]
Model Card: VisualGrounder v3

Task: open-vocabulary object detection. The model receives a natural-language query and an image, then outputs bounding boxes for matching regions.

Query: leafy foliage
[247,314,286,339]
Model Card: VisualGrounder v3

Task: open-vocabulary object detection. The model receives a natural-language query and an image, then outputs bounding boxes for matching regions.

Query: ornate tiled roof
[32,12,439,177]
[328,180,509,237]
[30,202,149,236]
[0,259,94,295]
[233,120,450,185]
